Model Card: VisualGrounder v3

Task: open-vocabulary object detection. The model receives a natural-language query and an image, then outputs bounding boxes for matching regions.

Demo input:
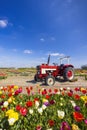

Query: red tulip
[15,90,19,95]
[48,119,55,127]
[73,112,84,122]
[2,107,6,111]
[30,86,33,90]
[68,92,73,97]
[20,107,27,116]
[42,89,47,95]
[82,90,87,94]
[45,95,50,99]
[54,88,58,93]
[26,87,30,95]
[74,87,80,92]
[36,126,42,130]
[34,98,39,102]
[1,94,5,99]
[8,92,12,97]
[74,94,80,100]
[16,105,21,111]
[26,101,33,107]
[63,88,67,91]
[48,89,52,93]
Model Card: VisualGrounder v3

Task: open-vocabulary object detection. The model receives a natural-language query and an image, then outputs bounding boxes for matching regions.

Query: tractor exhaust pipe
[47,55,50,65]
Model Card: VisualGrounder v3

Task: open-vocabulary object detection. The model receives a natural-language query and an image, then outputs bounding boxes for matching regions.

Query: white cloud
[40,38,45,42]
[0,20,8,28]
[50,53,65,57]
[24,50,32,54]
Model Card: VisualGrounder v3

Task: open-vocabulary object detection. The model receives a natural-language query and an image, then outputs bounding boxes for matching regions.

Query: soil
[0,75,87,93]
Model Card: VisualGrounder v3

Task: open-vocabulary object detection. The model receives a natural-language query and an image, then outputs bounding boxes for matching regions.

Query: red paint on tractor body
[34,55,74,85]
[35,63,74,80]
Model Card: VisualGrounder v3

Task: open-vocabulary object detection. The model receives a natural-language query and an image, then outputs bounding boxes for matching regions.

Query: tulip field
[0,85,87,130]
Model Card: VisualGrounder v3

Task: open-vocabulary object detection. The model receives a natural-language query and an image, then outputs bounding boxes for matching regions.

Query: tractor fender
[63,64,74,69]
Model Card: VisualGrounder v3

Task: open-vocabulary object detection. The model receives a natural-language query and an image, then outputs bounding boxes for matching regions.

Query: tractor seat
[53,63,58,66]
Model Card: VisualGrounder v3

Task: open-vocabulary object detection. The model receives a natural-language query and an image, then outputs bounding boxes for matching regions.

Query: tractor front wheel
[45,75,55,86]
[34,75,40,82]
[63,67,74,81]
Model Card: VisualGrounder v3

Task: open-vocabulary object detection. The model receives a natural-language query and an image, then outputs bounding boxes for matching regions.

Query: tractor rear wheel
[63,67,74,81]
[45,75,55,86]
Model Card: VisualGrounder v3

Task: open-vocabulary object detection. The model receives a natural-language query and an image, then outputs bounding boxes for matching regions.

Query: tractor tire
[45,75,55,86]
[34,75,40,82]
[63,67,74,81]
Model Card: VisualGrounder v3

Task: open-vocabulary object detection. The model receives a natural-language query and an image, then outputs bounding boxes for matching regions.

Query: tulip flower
[20,107,27,116]
[57,110,65,119]
[73,112,84,122]
[60,121,71,130]
[3,101,9,108]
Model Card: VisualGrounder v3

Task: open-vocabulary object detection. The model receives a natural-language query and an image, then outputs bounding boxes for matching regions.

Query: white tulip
[42,104,47,110]
[37,108,43,115]
[57,91,61,95]
[72,102,76,107]
[3,101,9,108]
[57,110,65,119]
[29,109,33,114]
[60,87,63,91]
[0,86,3,90]
[35,101,39,108]
[60,98,63,100]
[60,103,63,106]
[8,118,15,126]
[67,87,70,90]
[70,100,76,107]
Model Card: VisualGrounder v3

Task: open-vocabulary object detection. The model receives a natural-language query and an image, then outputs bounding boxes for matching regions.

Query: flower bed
[0,72,7,79]
[0,86,87,130]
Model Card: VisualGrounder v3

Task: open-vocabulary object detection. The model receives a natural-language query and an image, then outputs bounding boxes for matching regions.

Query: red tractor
[34,55,74,86]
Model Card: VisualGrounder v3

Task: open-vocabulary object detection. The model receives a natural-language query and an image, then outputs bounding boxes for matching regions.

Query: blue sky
[0,0,87,68]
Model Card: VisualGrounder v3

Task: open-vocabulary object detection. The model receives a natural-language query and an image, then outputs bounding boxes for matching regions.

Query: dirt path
[0,75,87,93]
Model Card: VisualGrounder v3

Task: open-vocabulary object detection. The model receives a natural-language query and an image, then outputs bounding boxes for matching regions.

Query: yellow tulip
[6,109,19,126]
[72,124,80,130]
[8,98,12,103]
[11,89,14,93]
[8,112,19,121]
[0,90,2,95]
[6,109,14,116]
[14,85,18,89]
[42,98,48,103]
[81,96,87,103]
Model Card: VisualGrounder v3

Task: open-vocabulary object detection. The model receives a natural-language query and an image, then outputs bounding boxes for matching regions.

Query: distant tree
[81,65,87,70]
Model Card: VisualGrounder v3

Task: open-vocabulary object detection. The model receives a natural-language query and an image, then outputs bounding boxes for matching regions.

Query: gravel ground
[0,75,87,93]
